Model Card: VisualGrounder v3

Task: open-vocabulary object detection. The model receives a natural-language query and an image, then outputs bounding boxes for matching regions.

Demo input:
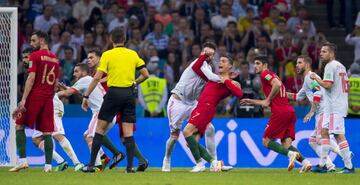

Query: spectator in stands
[72,0,101,25]
[193,22,214,44]
[294,19,316,48]
[219,21,242,53]
[164,51,181,91]
[145,21,169,58]
[127,0,146,27]
[348,59,360,118]
[345,23,360,62]
[93,21,110,51]
[105,3,119,25]
[211,2,236,32]
[61,46,76,82]
[237,7,255,37]
[33,5,58,32]
[241,17,270,53]
[108,6,128,32]
[191,8,210,38]
[237,0,259,19]
[231,61,263,118]
[48,24,62,48]
[326,0,345,29]
[301,32,327,71]
[263,6,286,34]
[53,0,72,21]
[70,23,85,51]
[142,6,157,36]
[23,0,45,22]
[51,31,77,61]
[146,0,164,11]
[155,3,172,27]
[138,58,168,117]
[77,32,97,63]
[179,0,199,20]
[84,7,103,32]
[270,19,287,49]
[173,17,194,49]
[127,28,144,53]
[19,21,33,52]
[287,6,316,37]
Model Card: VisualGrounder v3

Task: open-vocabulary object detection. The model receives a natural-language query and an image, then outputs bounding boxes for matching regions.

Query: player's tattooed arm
[303,100,318,123]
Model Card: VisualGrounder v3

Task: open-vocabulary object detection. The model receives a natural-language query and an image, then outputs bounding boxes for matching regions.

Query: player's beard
[23,63,29,69]
[296,67,304,75]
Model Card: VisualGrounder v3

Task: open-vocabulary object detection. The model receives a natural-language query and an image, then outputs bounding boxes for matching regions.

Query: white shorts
[167,95,196,133]
[83,112,116,138]
[322,113,345,135]
[32,116,65,138]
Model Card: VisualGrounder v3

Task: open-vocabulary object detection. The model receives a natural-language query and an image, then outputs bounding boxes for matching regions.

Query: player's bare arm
[18,72,36,111]
[135,67,149,84]
[310,73,333,89]
[82,70,103,111]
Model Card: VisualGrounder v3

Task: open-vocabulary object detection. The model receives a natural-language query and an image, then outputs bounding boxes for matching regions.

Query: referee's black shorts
[98,86,136,123]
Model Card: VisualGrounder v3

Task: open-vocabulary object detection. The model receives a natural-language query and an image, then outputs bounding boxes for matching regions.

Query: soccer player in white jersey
[287,55,341,173]
[310,42,355,173]
[32,93,84,171]
[58,63,125,170]
[162,42,232,172]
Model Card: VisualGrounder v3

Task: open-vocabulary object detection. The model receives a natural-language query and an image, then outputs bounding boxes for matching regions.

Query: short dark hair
[88,48,102,57]
[32,31,49,44]
[111,27,126,44]
[221,55,234,66]
[202,42,216,51]
[253,55,269,64]
[75,63,89,74]
[298,54,312,65]
[322,41,337,56]
[63,46,74,53]
[22,47,33,54]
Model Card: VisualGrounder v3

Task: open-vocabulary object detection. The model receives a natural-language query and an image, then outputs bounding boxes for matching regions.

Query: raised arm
[191,53,210,81]
[224,80,243,97]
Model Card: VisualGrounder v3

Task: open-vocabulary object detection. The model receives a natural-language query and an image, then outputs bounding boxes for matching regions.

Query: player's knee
[320,129,330,138]
[170,130,180,140]
[15,124,24,130]
[205,124,215,135]
[183,126,192,137]
[53,134,64,142]
[32,137,41,146]
[334,134,346,143]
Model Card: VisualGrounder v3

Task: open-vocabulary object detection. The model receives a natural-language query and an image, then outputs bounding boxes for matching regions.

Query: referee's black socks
[90,133,104,166]
[124,136,135,171]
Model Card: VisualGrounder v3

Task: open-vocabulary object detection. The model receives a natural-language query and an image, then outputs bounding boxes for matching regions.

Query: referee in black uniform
[81,27,149,173]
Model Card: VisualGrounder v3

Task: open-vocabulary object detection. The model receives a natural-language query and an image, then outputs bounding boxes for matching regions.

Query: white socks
[205,124,217,160]
[164,137,177,160]
[339,140,353,169]
[59,137,80,165]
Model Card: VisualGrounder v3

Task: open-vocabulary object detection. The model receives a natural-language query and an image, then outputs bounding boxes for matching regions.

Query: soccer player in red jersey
[240,55,307,172]
[10,31,60,172]
[183,55,243,172]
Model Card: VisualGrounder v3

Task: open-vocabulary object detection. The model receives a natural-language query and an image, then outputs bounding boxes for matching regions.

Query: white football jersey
[53,93,64,117]
[296,71,326,113]
[71,76,106,113]
[171,58,220,105]
[322,60,349,116]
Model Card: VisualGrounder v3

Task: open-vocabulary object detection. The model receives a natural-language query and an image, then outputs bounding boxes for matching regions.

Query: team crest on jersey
[265,74,272,81]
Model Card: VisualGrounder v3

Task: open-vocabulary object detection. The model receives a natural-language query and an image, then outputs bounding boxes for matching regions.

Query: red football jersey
[28,49,59,98]
[260,70,294,113]
[91,70,108,91]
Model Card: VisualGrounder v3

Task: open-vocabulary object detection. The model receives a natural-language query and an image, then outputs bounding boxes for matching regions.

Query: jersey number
[42,64,56,85]
[339,72,349,93]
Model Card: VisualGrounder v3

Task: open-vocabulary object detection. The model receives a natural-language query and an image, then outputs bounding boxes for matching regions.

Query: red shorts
[116,113,136,138]
[263,111,296,140]
[16,96,54,132]
[188,105,216,136]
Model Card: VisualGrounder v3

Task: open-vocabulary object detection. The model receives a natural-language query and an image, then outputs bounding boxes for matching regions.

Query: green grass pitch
[1,168,359,185]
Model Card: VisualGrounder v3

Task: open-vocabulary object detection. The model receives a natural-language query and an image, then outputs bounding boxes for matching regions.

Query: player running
[57,64,125,171]
[310,42,355,173]
[183,55,243,172]
[11,31,59,172]
[240,55,310,172]
[287,55,339,173]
